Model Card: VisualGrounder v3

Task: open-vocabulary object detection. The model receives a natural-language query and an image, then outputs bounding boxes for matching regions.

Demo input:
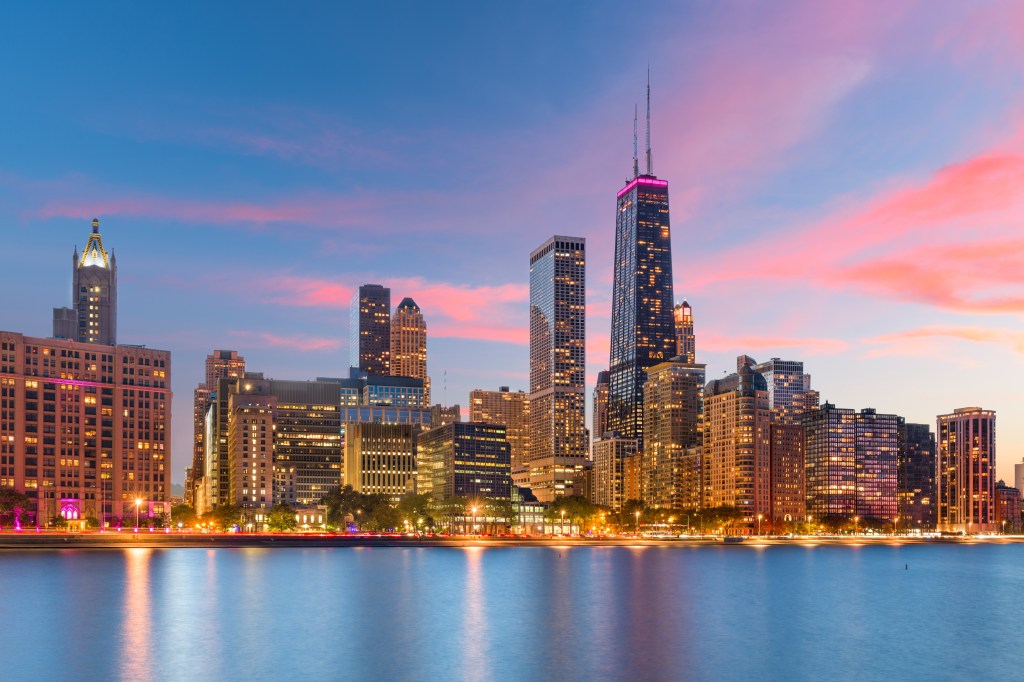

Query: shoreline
[0,532,1022,550]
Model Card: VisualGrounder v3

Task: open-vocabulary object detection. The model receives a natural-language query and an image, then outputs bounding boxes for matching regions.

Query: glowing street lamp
[560,509,566,534]
[757,514,763,536]
[471,506,478,535]
[134,498,142,531]
[853,516,860,536]
[634,510,640,534]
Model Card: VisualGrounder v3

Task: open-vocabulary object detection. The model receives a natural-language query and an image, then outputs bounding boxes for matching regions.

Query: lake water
[0,543,1020,681]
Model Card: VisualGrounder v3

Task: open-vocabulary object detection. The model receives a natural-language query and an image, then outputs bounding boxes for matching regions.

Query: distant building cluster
[0,96,1018,535]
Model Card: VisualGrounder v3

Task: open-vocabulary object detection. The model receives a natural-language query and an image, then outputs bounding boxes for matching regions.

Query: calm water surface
[0,544,1021,681]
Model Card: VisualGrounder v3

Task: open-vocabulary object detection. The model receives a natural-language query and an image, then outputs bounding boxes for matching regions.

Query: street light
[134,498,142,532]
[471,506,478,535]
[757,514,763,536]
[853,516,859,536]
[893,516,899,536]
[560,509,566,535]
[634,510,641,535]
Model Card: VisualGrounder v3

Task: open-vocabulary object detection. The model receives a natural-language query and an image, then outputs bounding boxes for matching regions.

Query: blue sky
[2,1,1023,484]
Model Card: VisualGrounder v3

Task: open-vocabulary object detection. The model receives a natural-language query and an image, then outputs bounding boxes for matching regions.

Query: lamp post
[807,514,813,536]
[134,498,142,532]
[559,509,566,535]
[893,516,899,536]
[756,514,762,536]
[634,510,640,535]
[471,506,478,535]
[853,516,859,536]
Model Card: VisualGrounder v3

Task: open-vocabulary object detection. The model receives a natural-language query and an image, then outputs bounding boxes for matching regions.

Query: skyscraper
[592,435,638,510]
[53,218,117,345]
[470,387,529,470]
[416,422,513,500]
[350,284,391,375]
[751,358,811,424]
[643,359,705,510]
[899,423,936,530]
[673,301,695,364]
[390,297,429,402]
[189,350,245,506]
[592,370,610,443]
[937,407,996,532]
[854,408,902,522]
[704,359,770,520]
[608,83,675,447]
[528,235,587,501]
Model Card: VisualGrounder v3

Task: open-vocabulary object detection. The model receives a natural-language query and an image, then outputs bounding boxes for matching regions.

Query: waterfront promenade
[0,531,1018,550]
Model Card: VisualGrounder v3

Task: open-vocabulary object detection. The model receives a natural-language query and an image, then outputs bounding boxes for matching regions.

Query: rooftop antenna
[632,104,639,179]
[645,67,652,176]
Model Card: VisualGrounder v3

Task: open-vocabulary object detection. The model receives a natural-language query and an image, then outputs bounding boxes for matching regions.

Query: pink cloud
[228,330,341,352]
[702,333,850,356]
[864,326,1024,357]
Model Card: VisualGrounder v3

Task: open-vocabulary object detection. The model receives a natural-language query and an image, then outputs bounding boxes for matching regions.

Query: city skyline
[1,2,1022,486]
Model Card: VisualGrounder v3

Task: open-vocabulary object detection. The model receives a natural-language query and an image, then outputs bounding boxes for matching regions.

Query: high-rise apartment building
[703,360,770,520]
[607,114,676,447]
[528,235,587,501]
[188,350,245,505]
[854,408,902,522]
[769,423,805,523]
[227,391,275,510]
[52,219,117,346]
[592,435,638,510]
[592,370,610,445]
[937,407,996,532]
[673,301,695,364]
[995,482,1021,534]
[470,387,529,470]
[344,423,417,501]
[751,358,811,424]
[642,359,705,510]
[804,404,903,522]
[899,423,936,530]
[350,284,391,375]
[0,331,170,525]
[416,422,512,500]
[390,297,429,402]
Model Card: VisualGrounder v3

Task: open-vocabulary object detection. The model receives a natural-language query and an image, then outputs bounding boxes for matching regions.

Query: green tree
[204,505,243,532]
[49,515,69,529]
[170,504,196,527]
[0,486,33,528]
[545,495,600,531]
[321,485,367,528]
[266,504,298,532]
[397,493,433,529]
[484,498,517,532]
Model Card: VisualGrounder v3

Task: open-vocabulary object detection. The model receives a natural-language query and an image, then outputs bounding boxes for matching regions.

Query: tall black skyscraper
[608,79,675,447]
[350,284,391,375]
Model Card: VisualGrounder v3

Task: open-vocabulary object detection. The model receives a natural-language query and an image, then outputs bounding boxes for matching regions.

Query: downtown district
[0,156,1018,537]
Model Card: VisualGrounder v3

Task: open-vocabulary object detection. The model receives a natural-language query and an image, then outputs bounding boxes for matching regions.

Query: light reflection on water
[0,544,1021,681]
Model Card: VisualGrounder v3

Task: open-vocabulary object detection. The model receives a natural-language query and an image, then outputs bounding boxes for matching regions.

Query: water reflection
[120,548,152,680]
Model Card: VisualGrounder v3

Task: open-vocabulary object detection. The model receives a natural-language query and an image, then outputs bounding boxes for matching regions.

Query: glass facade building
[608,176,675,447]
[937,407,996,531]
[528,235,587,501]
[349,284,391,375]
[899,422,936,530]
[416,422,512,500]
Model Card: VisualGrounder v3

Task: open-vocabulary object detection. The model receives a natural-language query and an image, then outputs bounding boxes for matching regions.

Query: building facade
[592,370,609,448]
[608,173,675,448]
[416,422,512,500]
[854,409,902,522]
[703,361,770,521]
[642,359,705,510]
[52,219,117,346]
[769,423,805,523]
[673,300,695,364]
[390,297,429,403]
[751,358,811,425]
[899,423,936,530]
[189,349,245,505]
[227,391,275,510]
[937,407,996,532]
[350,284,391,375]
[344,423,417,501]
[528,235,587,501]
[995,482,1021,534]
[469,387,529,470]
[0,331,170,524]
[592,434,638,510]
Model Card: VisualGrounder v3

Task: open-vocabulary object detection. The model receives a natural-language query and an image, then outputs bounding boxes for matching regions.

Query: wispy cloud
[228,330,341,352]
[864,326,1024,357]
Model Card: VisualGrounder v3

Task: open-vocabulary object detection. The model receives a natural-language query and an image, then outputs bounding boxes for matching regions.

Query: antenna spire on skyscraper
[633,104,639,179]
[645,68,652,176]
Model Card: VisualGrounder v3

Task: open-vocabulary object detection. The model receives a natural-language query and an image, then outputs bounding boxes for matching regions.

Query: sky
[1,1,1022,485]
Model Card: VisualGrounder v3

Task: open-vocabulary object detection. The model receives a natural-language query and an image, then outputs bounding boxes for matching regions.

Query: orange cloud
[229,330,341,352]
[864,326,1024,356]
